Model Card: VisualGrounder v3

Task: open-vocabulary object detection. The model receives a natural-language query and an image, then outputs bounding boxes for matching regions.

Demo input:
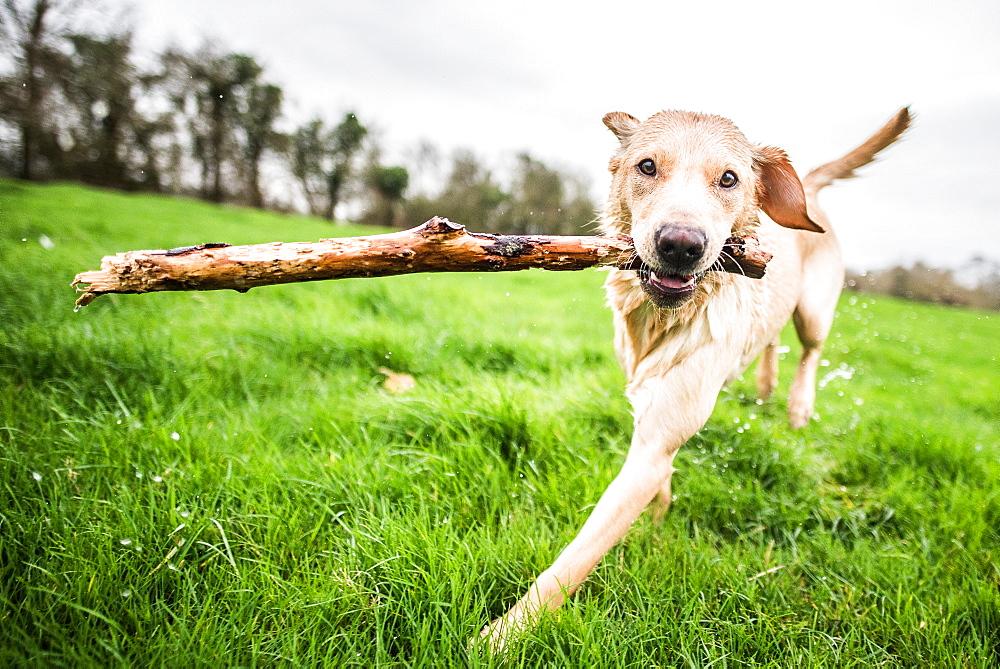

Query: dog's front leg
[480,362,722,650]
[480,448,674,648]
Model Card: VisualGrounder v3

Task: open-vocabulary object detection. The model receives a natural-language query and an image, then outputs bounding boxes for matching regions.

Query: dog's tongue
[649,272,695,290]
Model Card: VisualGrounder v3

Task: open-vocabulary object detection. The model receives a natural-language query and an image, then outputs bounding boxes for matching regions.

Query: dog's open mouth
[639,267,704,308]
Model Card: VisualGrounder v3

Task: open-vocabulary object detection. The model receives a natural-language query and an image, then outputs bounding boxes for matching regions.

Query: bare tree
[128,70,174,192]
[289,118,325,216]
[324,112,367,220]
[59,32,133,186]
[164,46,262,203]
[0,0,81,180]
[241,81,283,208]
[289,112,368,221]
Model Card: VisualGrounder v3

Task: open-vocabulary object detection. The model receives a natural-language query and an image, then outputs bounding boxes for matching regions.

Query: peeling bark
[72,217,772,307]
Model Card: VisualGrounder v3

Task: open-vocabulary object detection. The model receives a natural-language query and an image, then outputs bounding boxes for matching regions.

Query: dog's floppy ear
[754,146,824,233]
[603,112,640,145]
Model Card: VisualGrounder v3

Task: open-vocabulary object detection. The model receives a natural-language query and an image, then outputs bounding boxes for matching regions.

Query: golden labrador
[482,107,910,649]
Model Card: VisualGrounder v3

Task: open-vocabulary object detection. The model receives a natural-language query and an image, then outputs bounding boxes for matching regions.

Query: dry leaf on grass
[378,367,416,394]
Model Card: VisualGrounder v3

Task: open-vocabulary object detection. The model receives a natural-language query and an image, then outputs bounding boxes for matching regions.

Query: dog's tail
[802,107,911,195]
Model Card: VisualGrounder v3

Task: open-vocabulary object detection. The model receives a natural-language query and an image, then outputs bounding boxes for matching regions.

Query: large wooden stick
[71,217,772,307]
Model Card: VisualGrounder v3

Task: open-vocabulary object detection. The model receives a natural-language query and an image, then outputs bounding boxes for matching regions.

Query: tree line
[845,261,1000,311]
[9,0,995,310]
[0,0,598,233]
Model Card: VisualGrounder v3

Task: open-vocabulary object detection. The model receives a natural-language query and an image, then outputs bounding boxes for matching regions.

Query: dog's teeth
[650,272,695,290]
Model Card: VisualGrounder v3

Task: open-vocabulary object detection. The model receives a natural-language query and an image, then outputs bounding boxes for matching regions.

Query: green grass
[1,179,998,667]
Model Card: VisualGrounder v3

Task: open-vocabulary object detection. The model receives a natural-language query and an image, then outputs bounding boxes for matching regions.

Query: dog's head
[602,110,822,308]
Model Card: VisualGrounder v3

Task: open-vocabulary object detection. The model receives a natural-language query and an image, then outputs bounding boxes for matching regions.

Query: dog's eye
[637,159,656,176]
[719,170,738,188]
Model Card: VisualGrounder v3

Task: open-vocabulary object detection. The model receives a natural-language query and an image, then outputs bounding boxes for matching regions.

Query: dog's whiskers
[719,249,747,278]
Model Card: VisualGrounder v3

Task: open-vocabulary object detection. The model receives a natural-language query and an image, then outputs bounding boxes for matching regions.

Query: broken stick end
[74,291,98,308]
[71,272,103,308]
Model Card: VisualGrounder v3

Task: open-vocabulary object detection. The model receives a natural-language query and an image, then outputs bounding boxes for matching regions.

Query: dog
[480,107,910,649]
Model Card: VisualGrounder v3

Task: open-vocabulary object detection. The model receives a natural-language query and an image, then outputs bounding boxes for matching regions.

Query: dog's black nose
[655,225,707,267]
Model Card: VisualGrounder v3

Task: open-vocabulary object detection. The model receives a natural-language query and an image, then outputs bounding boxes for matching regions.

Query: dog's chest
[606,260,797,387]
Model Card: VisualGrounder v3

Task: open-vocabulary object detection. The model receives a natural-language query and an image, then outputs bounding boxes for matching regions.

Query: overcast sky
[119,0,1000,271]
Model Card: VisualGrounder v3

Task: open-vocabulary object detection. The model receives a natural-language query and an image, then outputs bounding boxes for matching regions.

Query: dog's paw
[788,403,814,430]
[474,609,533,654]
[474,616,514,654]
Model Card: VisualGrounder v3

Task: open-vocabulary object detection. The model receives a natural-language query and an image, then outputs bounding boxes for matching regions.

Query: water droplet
[151,475,163,483]
[170,432,180,441]
[120,589,132,598]
[119,538,132,546]
[31,471,42,481]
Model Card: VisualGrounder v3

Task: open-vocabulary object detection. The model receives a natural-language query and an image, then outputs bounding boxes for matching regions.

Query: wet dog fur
[480,108,910,650]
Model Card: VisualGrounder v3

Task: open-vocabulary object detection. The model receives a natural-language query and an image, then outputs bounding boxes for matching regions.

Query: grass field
[1,179,998,667]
